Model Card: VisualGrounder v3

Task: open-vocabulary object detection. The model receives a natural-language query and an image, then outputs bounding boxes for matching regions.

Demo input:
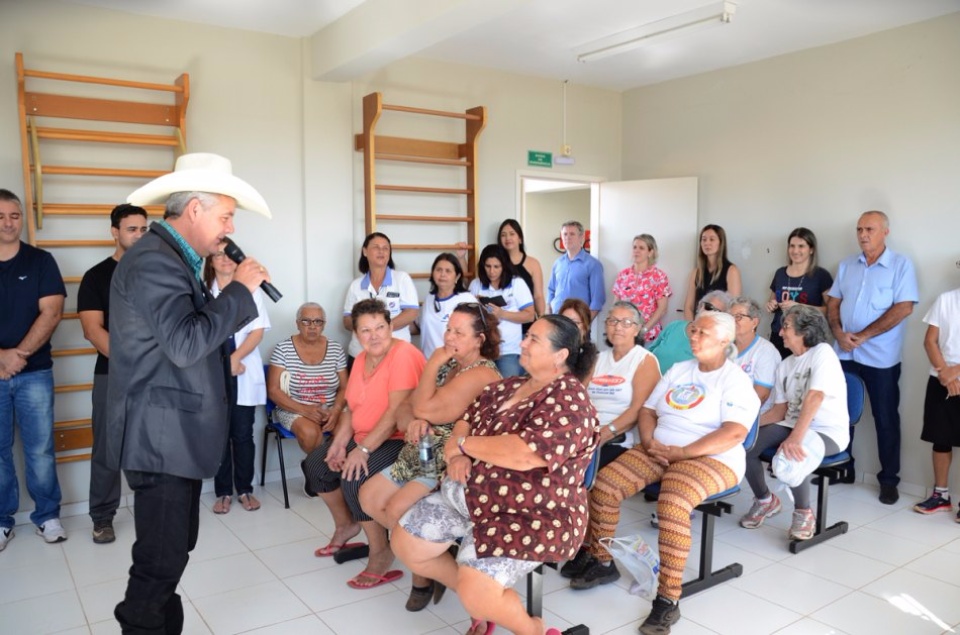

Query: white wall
[0,0,623,519]
[621,13,960,493]
[524,188,591,271]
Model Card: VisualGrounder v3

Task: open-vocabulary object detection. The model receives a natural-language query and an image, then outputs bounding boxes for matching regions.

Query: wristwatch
[606,423,617,435]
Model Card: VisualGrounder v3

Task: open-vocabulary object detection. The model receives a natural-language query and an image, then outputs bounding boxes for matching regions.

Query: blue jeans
[841,360,901,487]
[0,368,62,528]
[495,354,522,378]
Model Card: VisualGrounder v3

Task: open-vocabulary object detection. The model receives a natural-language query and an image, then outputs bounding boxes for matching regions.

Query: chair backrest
[742,415,760,452]
[844,371,866,426]
[584,446,601,489]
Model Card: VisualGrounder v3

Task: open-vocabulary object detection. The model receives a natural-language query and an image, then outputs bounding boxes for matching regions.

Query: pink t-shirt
[346,340,426,443]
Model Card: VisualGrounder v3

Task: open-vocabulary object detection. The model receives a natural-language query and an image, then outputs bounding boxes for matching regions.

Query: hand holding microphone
[222,238,283,302]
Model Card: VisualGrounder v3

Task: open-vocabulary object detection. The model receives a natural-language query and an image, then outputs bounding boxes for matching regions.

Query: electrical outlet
[561,144,572,156]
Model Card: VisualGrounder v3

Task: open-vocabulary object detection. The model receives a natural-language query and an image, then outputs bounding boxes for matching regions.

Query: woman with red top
[612,234,672,343]
[302,299,426,589]
[393,315,599,635]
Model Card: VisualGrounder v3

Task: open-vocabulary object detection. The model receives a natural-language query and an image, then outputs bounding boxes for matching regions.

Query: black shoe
[92,520,115,544]
[879,485,899,505]
[639,596,681,635]
[560,546,593,579]
[405,583,433,612]
[570,558,620,590]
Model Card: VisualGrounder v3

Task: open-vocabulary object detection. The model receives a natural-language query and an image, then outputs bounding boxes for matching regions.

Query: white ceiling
[63,0,960,91]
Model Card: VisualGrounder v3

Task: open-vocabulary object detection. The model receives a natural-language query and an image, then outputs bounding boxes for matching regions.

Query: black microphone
[222,238,282,303]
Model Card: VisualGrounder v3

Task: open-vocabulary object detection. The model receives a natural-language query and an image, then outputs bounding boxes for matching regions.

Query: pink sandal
[467,619,496,635]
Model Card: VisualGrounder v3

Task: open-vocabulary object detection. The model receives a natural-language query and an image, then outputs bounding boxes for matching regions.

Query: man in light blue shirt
[827,210,918,505]
[546,221,605,318]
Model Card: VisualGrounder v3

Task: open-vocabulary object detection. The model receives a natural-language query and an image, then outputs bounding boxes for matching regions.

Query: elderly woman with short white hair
[566,310,760,635]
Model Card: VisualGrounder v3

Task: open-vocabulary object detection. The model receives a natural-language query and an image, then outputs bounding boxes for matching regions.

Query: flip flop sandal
[238,493,261,511]
[346,569,403,589]
[314,541,366,557]
[212,496,231,514]
[467,619,496,635]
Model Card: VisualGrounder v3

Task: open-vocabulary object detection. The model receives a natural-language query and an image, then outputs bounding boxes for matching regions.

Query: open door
[594,177,699,325]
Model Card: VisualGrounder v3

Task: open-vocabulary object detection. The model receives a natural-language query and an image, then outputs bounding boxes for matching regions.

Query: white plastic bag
[598,534,660,600]
[771,431,825,488]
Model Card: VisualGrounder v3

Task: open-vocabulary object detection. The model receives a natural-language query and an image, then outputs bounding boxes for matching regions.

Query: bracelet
[457,436,469,457]
[357,444,370,455]
[606,423,617,436]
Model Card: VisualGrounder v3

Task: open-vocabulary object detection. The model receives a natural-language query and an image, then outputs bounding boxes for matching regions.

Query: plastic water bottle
[419,430,437,478]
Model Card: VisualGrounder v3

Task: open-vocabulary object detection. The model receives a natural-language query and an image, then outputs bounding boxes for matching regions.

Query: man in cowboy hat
[108,153,272,634]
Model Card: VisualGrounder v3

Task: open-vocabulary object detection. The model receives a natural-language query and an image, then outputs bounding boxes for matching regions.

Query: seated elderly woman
[359,302,501,611]
[392,315,599,635]
[268,302,347,453]
[739,304,849,541]
[302,299,426,589]
[648,290,731,373]
[566,310,760,635]
[730,296,781,414]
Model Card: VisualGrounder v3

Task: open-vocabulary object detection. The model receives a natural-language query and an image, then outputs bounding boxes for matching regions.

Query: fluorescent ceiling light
[575,1,737,63]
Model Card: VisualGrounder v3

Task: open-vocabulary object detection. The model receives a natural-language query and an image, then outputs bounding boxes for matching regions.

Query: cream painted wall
[524,188,591,275]
[0,0,623,519]
[622,13,960,493]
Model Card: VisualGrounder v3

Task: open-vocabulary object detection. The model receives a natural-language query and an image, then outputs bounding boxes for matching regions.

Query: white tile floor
[2,478,960,635]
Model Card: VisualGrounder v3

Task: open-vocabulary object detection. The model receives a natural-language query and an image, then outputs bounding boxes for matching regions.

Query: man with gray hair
[546,220,605,320]
[107,154,272,633]
[826,210,918,504]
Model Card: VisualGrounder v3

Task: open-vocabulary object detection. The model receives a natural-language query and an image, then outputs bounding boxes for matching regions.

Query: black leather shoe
[405,583,433,612]
[570,559,620,590]
[879,485,899,505]
[639,596,681,635]
[560,546,593,579]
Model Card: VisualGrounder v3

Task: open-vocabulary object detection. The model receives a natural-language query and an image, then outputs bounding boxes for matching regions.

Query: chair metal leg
[789,466,848,554]
[259,426,271,487]
[275,431,289,509]
[526,564,544,617]
[681,501,743,597]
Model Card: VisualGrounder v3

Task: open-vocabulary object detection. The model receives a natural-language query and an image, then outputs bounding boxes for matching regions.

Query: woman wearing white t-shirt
[740,304,849,541]
[419,253,476,358]
[468,244,534,377]
[730,296,781,414]
[204,247,271,514]
[588,301,661,468]
[567,311,760,635]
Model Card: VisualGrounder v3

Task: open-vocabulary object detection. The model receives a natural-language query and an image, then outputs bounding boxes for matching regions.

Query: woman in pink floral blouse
[612,234,672,343]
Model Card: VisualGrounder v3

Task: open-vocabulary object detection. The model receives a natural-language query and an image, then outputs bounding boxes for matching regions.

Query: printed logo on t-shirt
[740,361,754,375]
[591,374,626,387]
[665,383,706,410]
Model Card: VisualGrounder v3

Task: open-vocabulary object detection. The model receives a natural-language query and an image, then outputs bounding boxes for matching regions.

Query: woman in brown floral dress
[393,315,600,635]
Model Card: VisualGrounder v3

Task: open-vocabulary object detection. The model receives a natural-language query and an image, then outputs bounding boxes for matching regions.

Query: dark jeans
[841,360,902,487]
[115,471,201,635]
[89,374,121,523]
[214,404,255,497]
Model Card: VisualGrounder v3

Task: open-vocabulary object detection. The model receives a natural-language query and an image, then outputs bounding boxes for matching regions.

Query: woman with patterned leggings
[566,311,760,635]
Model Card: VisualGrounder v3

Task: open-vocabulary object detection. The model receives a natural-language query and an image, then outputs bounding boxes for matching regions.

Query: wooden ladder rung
[24,67,184,94]
[37,239,114,248]
[51,347,96,357]
[392,244,476,251]
[35,127,180,146]
[382,103,482,121]
[55,382,93,394]
[33,164,168,179]
[63,276,82,284]
[376,185,471,195]
[375,214,470,223]
[56,452,92,464]
[62,312,79,320]
[41,203,164,216]
[375,153,471,167]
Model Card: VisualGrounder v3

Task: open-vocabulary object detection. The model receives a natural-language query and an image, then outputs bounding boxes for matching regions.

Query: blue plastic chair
[642,416,760,598]
[258,365,297,509]
[758,370,866,553]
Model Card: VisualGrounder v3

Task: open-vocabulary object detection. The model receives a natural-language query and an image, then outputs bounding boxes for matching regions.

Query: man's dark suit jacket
[106,222,257,480]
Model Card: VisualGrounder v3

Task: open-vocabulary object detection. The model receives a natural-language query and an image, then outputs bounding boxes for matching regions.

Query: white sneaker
[0,527,14,551]
[37,518,67,543]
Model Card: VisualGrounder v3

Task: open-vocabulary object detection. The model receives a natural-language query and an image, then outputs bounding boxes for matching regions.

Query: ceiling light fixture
[575,1,737,63]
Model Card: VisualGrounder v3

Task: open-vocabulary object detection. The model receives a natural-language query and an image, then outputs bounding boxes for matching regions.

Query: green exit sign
[527,150,553,168]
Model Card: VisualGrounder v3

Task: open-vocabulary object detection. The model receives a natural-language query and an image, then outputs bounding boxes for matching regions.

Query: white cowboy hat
[127,152,271,218]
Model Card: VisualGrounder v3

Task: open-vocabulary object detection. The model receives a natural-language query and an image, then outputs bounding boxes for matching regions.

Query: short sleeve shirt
[827,248,919,368]
[420,291,477,358]
[922,288,960,376]
[468,278,533,356]
[0,242,66,373]
[770,342,849,449]
[645,359,760,479]
[269,336,346,406]
[347,340,425,443]
[78,256,117,375]
[462,375,600,562]
[736,335,781,414]
[343,268,419,357]
[768,266,834,333]
[612,265,672,341]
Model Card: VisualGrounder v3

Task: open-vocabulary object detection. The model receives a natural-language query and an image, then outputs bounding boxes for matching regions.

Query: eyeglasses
[298,318,326,327]
[731,313,752,322]
[700,302,719,312]
[456,302,488,330]
[605,317,639,329]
